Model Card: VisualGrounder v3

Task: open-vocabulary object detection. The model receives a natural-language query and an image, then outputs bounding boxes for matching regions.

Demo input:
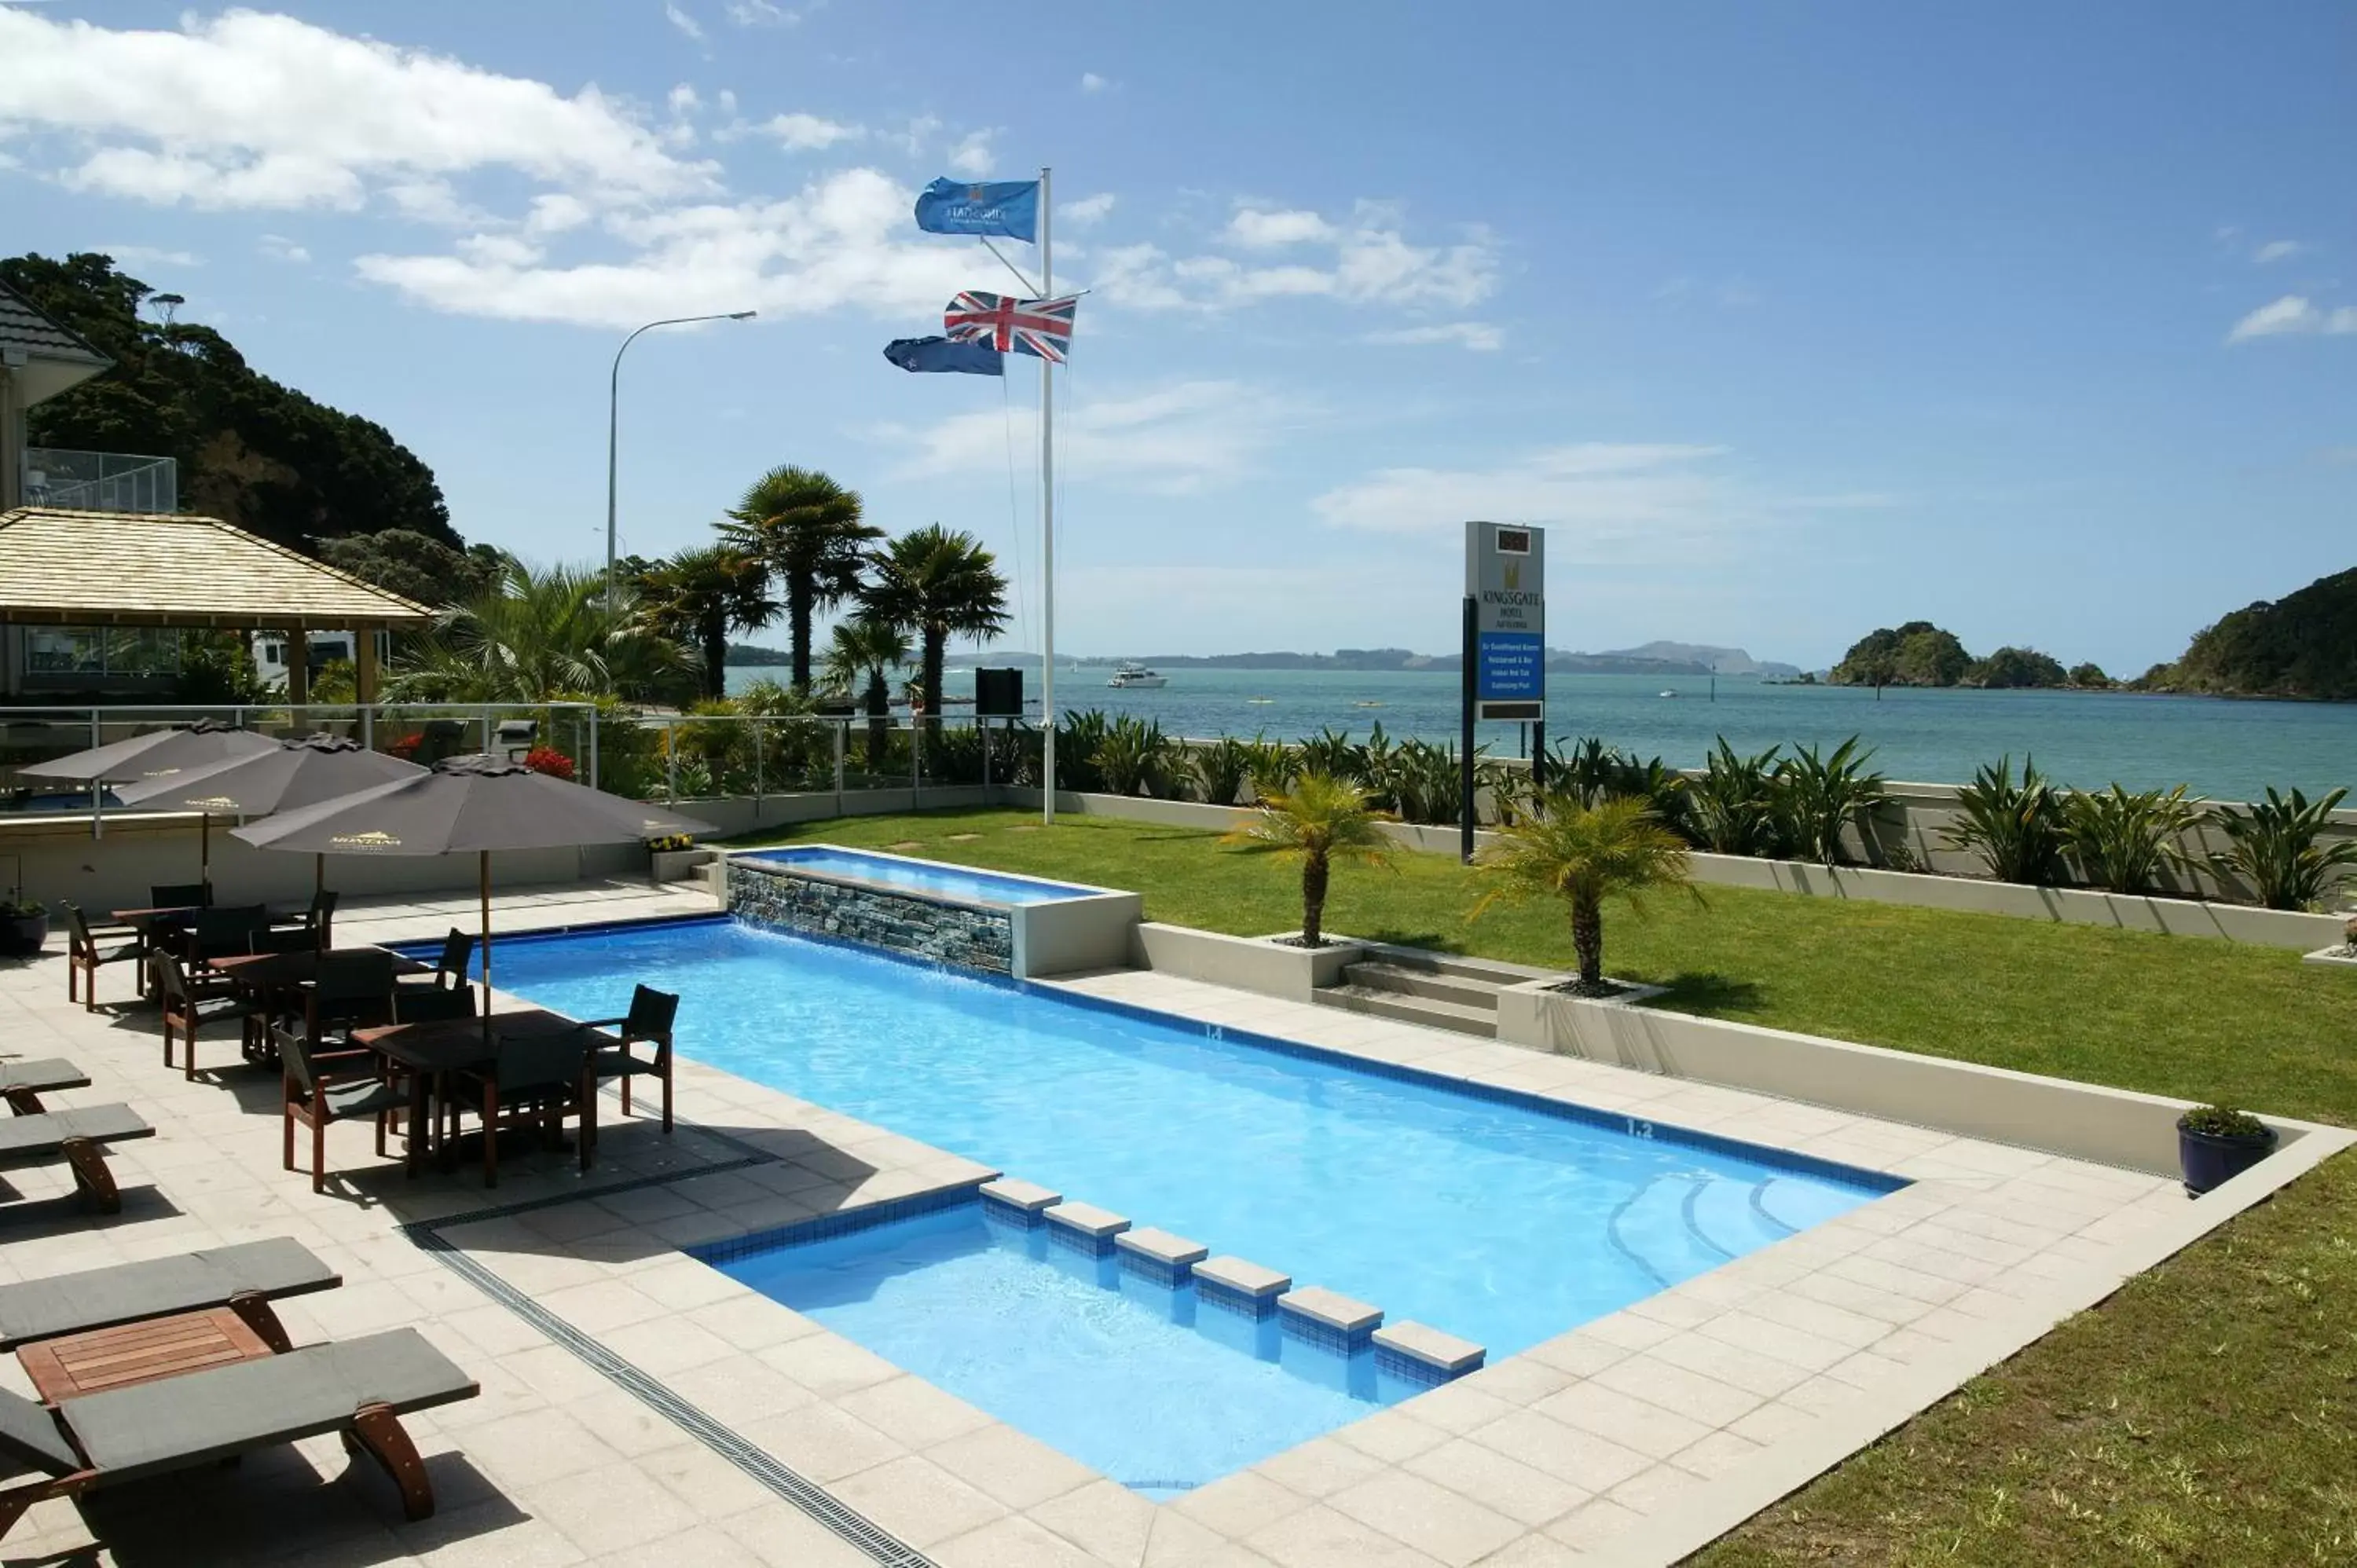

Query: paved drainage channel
[396,1125,942,1568]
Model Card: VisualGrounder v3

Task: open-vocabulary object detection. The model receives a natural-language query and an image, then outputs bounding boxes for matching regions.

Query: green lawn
[1692,1151,2357,1566]
[739,808,2357,1125]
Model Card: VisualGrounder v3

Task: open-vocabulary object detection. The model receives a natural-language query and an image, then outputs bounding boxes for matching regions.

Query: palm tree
[390,559,696,704]
[821,616,911,771]
[635,544,777,701]
[860,526,1011,741]
[1219,771,1395,947]
[720,467,879,693]
[1474,793,1699,995]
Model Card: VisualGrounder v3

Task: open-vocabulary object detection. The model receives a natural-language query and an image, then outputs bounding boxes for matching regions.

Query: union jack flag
[942,291,1079,363]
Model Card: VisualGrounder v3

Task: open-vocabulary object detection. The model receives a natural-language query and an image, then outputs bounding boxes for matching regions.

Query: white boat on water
[1106,661,1168,689]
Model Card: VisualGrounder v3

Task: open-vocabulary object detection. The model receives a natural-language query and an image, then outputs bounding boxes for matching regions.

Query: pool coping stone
[1278,1286,1383,1335]
[1193,1255,1292,1299]
[1115,1226,1210,1268]
[978,1177,1061,1212]
[1372,1321,1486,1376]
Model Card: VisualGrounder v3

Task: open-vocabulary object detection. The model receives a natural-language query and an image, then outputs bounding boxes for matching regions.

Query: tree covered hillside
[2,251,452,553]
[2146,567,2357,700]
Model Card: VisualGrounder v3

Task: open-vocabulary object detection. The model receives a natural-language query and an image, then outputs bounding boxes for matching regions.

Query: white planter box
[650,847,716,883]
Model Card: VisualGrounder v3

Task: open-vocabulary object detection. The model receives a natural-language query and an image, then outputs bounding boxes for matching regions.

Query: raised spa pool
[732,845,1099,906]
[492,918,1899,1361]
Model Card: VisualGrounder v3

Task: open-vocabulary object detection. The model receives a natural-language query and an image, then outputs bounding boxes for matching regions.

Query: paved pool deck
[0,884,2338,1567]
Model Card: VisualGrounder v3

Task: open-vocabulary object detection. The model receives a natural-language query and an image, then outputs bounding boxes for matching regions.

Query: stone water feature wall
[728,859,1014,974]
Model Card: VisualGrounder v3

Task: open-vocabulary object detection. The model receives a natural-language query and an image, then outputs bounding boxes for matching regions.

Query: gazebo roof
[0,507,435,630]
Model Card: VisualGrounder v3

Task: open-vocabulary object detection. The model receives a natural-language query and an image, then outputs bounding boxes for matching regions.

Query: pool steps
[1610,1171,1816,1288]
[984,1178,1486,1383]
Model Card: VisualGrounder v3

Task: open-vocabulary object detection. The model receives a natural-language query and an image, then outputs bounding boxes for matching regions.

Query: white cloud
[525,192,593,234]
[890,381,1296,494]
[2227,295,2357,343]
[946,130,997,177]
[1080,71,1110,93]
[726,0,816,24]
[763,113,863,151]
[0,8,710,213]
[1363,321,1502,351]
[97,244,203,268]
[2252,239,2306,265]
[356,166,981,328]
[1059,192,1116,228]
[257,233,310,264]
[668,83,701,116]
[883,115,943,159]
[1089,203,1496,314]
[664,2,706,42]
[1226,207,1335,247]
[1313,445,1753,559]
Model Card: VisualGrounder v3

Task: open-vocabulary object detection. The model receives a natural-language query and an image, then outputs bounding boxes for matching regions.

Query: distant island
[1821,566,2357,700]
[727,642,1802,678]
[1827,622,2109,691]
[2139,566,2357,701]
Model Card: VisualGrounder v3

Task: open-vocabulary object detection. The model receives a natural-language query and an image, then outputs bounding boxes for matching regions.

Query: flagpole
[1039,164,1057,827]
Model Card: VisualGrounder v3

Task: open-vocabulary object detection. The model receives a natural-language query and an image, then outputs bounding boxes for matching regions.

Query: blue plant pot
[2178,1123,2277,1196]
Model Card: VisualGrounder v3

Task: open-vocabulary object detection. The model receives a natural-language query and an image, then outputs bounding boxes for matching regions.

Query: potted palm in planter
[1472,792,1699,995]
[2176,1105,2276,1196]
[1219,771,1395,947]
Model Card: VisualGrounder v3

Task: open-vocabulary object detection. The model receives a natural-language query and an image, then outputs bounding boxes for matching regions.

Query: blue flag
[883,336,1004,376]
[913,177,1039,243]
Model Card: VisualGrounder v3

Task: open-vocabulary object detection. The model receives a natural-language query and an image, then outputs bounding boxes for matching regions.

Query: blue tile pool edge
[461,910,1908,1201]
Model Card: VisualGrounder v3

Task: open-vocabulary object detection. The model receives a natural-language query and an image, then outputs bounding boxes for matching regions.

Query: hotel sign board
[1466,521,1545,721]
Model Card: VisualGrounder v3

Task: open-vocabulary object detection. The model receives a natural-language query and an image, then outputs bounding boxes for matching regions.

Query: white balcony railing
[21,449,178,514]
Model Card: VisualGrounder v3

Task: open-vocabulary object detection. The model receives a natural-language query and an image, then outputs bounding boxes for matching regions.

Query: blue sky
[3,2,2351,670]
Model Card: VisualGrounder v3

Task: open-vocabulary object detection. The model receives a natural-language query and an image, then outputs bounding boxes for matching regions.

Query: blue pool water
[493,918,1897,1360]
[717,1201,1425,1496]
[734,845,1098,905]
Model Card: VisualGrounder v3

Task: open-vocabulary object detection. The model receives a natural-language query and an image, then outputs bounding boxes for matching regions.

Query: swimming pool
[732,845,1100,906]
[493,918,1899,1360]
[713,1199,1425,1497]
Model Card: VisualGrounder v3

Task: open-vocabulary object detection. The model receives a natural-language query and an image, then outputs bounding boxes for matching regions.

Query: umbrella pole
[479,850,493,1035]
[200,813,210,889]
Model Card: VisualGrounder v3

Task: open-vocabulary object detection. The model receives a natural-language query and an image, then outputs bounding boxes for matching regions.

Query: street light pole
[605,310,758,618]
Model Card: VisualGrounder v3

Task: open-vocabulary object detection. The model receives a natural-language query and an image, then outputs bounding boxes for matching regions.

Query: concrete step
[1351,943,1556,990]
[1313,984,1497,1039]
[1340,961,1502,1011]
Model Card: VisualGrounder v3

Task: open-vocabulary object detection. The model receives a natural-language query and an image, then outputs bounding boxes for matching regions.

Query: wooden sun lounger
[0,1061,90,1117]
[0,1107,154,1214]
[0,1328,479,1536]
[0,1239,341,1352]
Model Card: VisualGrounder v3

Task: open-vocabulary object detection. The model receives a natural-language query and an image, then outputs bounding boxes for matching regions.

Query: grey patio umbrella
[16,718,277,785]
[112,735,427,890]
[230,754,713,1013]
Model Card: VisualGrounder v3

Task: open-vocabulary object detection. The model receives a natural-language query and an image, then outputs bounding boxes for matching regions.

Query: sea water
[732,665,2357,798]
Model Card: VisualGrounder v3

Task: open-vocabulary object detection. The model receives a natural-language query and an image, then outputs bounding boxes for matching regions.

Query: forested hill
[1,251,453,553]
[2149,567,2357,700]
